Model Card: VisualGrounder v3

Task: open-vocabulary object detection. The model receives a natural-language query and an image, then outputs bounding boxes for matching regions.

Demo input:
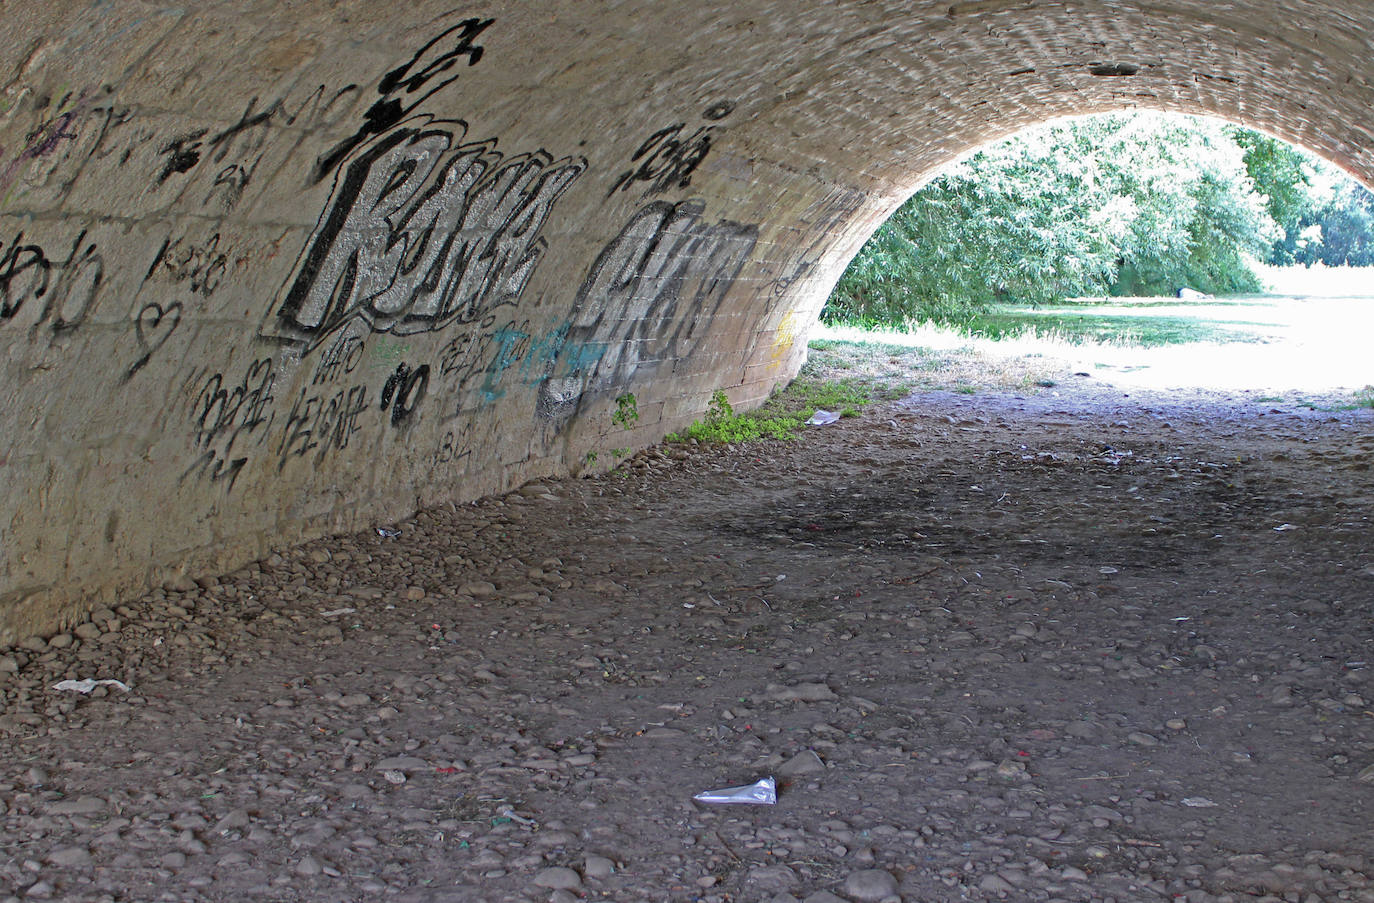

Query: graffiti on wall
[535,199,758,426]
[312,16,495,183]
[0,229,104,335]
[607,102,734,198]
[182,359,277,491]
[263,118,586,354]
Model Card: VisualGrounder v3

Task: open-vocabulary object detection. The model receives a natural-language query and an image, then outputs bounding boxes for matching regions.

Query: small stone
[841,868,898,900]
[804,893,849,903]
[584,855,615,879]
[73,623,101,641]
[0,655,18,673]
[1165,718,1187,731]
[381,770,406,785]
[779,750,826,777]
[46,796,104,815]
[461,580,497,598]
[979,873,1016,894]
[46,846,92,868]
[46,633,72,649]
[532,867,582,890]
[374,756,428,772]
[767,682,838,703]
[1354,764,1374,784]
[160,851,187,870]
[1128,731,1159,746]
[404,586,426,600]
[295,854,323,876]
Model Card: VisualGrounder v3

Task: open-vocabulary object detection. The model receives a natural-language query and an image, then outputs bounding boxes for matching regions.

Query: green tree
[824,112,1282,326]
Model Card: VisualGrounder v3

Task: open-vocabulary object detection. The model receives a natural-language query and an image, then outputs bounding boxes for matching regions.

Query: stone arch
[1,1,1370,639]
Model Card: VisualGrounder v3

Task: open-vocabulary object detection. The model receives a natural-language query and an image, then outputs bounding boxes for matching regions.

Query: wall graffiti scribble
[124,301,183,380]
[0,229,104,334]
[144,233,227,297]
[277,383,369,471]
[266,118,585,354]
[182,359,276,491]
[312,16,495,183]
[536,199,758,425]
[380,362,430,426]
[607,102,734,198]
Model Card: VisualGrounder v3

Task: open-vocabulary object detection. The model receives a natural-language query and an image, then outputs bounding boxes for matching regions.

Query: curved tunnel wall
[2,1,1372,641]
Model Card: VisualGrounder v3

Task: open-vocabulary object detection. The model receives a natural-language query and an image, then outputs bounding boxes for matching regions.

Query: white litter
[693,776,777,805]
[805,410,841,426]
[1273,524,1299,532]
[1181,797,1219,808]
[52,679,130,694]
[320,607,357,618]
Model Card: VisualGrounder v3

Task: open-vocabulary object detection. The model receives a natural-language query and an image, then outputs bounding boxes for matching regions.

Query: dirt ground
[2,351,1372,903]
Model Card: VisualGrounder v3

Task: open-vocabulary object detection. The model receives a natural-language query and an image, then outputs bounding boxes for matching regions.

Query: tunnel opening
[812,110,1374,399]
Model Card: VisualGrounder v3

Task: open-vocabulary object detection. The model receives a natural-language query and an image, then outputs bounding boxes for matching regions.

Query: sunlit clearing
[813,290,1374,394]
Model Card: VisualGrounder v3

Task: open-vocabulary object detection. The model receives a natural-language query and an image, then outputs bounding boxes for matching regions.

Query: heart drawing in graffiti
[124,300,183,379]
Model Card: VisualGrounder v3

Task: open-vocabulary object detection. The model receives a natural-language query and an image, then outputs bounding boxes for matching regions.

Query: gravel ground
[1,369,1372,903]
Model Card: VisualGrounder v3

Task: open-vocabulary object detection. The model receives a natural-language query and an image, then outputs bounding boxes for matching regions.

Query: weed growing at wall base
[667,379,896,445]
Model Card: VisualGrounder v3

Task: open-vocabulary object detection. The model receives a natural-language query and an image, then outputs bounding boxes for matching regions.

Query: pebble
[841,869,898,900]
[779,750,826,776]
[46,846,91,867]
[0,382,1367,903]
[584,855,615,878]
[766,682,838,702]
[532,867,581,890]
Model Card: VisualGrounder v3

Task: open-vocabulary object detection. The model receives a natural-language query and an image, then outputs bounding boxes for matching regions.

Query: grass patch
[943,307,1265,346]
[667,376,900,445]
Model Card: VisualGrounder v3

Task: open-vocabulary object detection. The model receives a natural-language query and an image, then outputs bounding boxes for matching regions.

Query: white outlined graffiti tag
[264,117,585,354]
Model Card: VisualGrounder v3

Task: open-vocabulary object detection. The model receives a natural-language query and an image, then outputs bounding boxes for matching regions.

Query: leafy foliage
[823,112,1374,327]
[667,380,888,445]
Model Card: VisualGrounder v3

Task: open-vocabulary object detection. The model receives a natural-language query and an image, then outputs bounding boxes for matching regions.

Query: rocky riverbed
[2,371,1371,903]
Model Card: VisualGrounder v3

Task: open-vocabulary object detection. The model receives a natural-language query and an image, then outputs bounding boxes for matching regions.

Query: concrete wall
[3,1,1372,641]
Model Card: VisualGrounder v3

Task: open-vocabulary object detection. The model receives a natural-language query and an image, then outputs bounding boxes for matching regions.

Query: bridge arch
[2,1,1370,638]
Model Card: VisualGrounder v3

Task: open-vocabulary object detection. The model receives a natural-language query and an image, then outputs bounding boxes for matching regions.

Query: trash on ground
[377,528,401,538]
[320,607,357,618]
[1181,796,1219,807]
[693,776,776,805]
[52,679,130,694]
[806,410,841,426]
[1273,523,1298,532]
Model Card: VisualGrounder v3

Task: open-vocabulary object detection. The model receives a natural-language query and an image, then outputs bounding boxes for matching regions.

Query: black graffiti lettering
[536,200,758,424]
[312,16,494,182]
[0,229,104,334]
[311,331,366,385]
[278,392,320,465]
[157,130,207,183]
[0,234,52,320]
[145,233,227,297]
[278,384,368,470]
[433,421,474,467]
[184,359,276,490]
[268,119,584,353]
[379,362,430,426]
[608,103,732,198]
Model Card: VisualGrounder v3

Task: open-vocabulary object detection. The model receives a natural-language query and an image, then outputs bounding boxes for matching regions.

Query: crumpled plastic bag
[52,679,130,694]
[805,410,841,426]
[692,776,776,805]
